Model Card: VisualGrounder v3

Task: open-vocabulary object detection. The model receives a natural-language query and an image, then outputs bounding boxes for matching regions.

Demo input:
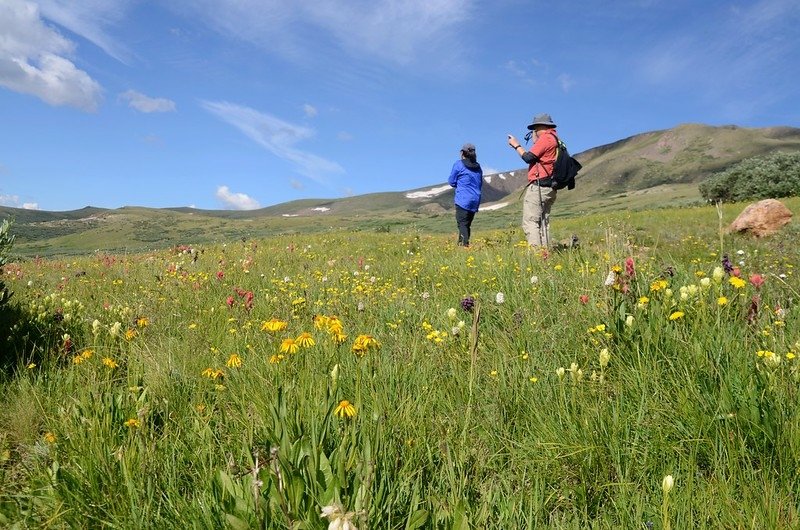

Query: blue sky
[1,0,799,211]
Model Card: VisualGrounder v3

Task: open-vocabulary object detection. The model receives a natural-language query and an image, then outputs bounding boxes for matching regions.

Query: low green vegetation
[1,200,799,528]
[700,151,800,202]
[0,220,14,307]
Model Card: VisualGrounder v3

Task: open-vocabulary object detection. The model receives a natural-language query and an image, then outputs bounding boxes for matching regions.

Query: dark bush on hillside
[699,151,800,202]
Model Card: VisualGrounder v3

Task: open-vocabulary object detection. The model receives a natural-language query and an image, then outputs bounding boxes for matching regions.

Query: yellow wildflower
[201,368,224,379]
[650,280,668,292]
[269,354,285,364]
[226,353,242,368]
[313,314,330,330]
[331,332,348,345]
[102,357,118,369]
[136,316,149,328]
[296,332,315,348]
[669,311,685,321]
[327,317,343,334]
[124,328,137,341]
[352,334,381,355]
[43,432,56,444]
[334,400,357,419]
[729,276,746,289]
[280,338,299,354]
[261,318,288,332]
[124,418,141,428]
[717,296,728,306]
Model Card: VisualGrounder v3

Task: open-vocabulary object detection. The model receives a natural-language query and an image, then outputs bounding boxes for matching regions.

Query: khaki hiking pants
[522,184,557,247]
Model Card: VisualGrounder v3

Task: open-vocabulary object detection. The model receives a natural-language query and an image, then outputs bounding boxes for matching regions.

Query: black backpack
[547,134,581,190]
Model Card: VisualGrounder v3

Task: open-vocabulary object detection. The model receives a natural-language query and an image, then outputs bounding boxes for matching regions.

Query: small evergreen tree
[699,151,800,202]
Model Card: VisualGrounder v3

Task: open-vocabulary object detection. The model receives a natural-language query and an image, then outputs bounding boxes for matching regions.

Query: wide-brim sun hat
[526,113,556,130]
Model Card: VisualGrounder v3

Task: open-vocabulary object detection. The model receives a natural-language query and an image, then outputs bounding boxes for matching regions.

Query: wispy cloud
[0,0,103,111]
[119,90,176,113]
[302,103,317,118]
[171,0,473,68]
[36,0,135,63]
[201,100,344,184]
[503,58,547,86]
[0,193,39,210]
[289,179,304,190]
[557,74,575,92]
[215,185,260,210]
[636,0,800,119]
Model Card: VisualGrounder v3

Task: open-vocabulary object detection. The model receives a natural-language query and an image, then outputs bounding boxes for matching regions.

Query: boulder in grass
[728,199,793,237]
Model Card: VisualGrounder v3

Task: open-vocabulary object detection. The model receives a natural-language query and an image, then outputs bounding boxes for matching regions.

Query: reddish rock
[728,199,793,237]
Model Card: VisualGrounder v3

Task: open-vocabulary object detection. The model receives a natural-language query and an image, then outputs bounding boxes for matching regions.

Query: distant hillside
[3,123,799,256]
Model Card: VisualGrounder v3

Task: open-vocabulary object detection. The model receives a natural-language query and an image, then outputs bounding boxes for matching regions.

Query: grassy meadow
[1,199,799,528]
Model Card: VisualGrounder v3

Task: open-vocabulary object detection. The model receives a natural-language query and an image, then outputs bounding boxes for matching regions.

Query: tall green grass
[1,201,799,528]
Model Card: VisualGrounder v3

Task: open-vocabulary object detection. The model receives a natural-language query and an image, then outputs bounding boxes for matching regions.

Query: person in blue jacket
[448,143,483,247]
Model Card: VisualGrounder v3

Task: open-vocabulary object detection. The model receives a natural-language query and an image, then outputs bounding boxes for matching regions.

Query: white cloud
[0,194,20,206]
[302,103,317,117]
[215,186,260,210]
[289,179,304,190]
[36,0,134,63]
[120,90,176,113]
[0,0,103,111]
[0,193,38,209]
[201,100,344,184]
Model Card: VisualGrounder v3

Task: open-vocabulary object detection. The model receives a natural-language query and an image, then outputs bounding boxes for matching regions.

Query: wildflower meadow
[1,203,799,528]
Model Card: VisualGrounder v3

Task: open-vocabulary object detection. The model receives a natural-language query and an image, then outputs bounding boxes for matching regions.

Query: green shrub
[0,219,14,306]
[699,151,800,202]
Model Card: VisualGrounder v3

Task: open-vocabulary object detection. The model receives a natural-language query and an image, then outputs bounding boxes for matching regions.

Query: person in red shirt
[507,113,559,247]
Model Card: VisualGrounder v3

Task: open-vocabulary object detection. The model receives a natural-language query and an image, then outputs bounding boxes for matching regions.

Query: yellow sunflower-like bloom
[201,368,224,379]
[226,353,242,368]
[124,418,141,428]
[280,338,299,354]
[296,332,315,348]
[331,332,348,345]
[334,400,357,419]
[313,314,330,330]
[327,317,343,334]
[261,319,288,332]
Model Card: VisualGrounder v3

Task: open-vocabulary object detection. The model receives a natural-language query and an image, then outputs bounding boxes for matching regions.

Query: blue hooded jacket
[448,159,483,212]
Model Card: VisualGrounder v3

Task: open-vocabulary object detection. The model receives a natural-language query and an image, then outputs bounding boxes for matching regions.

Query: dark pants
[455,205,475,246]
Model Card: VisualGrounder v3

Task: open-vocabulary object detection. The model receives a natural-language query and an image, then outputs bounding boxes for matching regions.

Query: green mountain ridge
[3,123,800,256]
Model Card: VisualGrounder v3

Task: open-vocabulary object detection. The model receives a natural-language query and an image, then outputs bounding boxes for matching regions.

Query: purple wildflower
[461,296,475,313]
[722,254,733,274]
